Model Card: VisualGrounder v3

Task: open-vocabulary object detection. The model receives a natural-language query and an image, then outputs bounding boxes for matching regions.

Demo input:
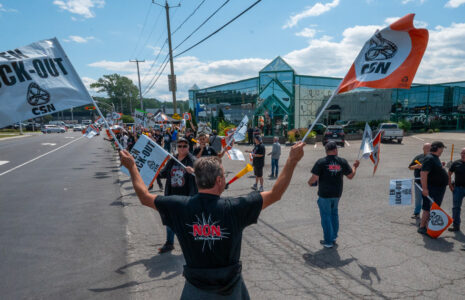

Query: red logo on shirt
[187,213,230,251]
[328,164,341,171]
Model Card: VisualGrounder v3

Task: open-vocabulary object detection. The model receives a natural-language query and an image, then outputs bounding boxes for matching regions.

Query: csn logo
[361,32,398,75]
[26,82,56,115]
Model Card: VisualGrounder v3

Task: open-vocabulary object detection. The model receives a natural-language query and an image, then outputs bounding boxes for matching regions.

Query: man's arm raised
[261,142,305,210]
[120,150,157,210]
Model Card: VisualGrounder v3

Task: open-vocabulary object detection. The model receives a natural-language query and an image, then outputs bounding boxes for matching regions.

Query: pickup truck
[379,123,403,144]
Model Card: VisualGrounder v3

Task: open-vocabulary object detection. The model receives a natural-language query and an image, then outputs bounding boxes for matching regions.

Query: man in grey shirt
[268,136,281,178]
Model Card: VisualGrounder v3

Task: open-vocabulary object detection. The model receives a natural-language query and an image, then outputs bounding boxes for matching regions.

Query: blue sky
[1,0,465,101]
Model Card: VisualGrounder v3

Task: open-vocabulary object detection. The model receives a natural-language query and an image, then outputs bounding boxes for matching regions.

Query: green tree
[90,74,139,115]
[218,109,225,122]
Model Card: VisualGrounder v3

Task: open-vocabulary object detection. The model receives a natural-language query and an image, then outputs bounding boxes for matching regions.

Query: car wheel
[398,139,402,144]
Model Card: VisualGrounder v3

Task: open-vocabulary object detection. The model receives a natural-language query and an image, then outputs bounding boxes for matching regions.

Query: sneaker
[320,240,336,246]
[411,213,420,219]
[251,184,257,190]
[417,227,427,234]
[323,243,333,249]
[259,186,264,192]
[158,243,174,254]
[448,226,460,232]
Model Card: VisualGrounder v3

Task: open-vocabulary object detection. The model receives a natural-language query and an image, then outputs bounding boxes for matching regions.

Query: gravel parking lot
[117,132,465,299]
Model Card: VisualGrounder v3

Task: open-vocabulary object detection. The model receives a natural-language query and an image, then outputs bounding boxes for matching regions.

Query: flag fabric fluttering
[233,115,249,142]
[359,123,374,159]
[121,134,170,187]
[226,148,245,161]
[337,14,428,94]
[370,130,383,175]
[134,108,146,127]
[427,201,453,238]
[83,124,99,139]
[0,38,94,128]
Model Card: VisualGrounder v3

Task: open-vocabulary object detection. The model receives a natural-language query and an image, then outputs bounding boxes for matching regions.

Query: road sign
[172,113,182,120]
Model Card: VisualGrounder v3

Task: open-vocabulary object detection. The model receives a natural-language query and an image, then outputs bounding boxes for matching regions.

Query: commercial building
[189,57,465,135]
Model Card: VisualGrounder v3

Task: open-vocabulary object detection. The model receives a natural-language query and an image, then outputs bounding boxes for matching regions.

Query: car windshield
[381,124,398,129]
[326,127,343,133]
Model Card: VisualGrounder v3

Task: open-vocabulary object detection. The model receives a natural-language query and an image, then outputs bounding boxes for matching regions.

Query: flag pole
[92,99,124,150]
[301,88,339,143]
[414,182,434,204]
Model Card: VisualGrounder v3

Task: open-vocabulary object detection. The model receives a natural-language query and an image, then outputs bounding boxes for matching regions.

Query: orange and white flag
[370,130,383,175]
[427,201,453,238]
[337,14,428,94]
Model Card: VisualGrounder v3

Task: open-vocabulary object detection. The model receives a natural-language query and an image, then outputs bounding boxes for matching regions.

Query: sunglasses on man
[177,144,188,148]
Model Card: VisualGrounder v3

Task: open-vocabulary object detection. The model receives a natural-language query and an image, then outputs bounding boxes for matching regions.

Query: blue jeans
[413,182,422,215]
[166,226,175,244]
[271,158,279,177]
[317,197,339,244]
[452,186,465,228]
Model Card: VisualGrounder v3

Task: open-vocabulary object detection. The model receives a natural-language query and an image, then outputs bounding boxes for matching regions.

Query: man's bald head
[423,143,431,154]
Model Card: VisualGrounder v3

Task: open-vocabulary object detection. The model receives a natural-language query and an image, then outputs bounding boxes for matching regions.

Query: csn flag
[134,108,146,126]
[226,148,245,161]
[360,123,374,159]
[427,201,453,238]
[233,115,249,142]
[0,38,93,128]
[370,130,383,175]
[121,134,170,187]
[337,14,428,94]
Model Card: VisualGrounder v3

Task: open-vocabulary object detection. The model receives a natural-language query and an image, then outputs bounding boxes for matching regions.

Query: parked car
[309,122,327,135]
[379,123,403,144]
[323,125,345,147]
[41,125,66,134]
[25,122,41,131]
[73,125,83,132]
[335,120,357,133]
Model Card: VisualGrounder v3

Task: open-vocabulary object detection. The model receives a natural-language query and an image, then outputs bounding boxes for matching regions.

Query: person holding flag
[308,141,360,248]
[408,143,431,219]
[418,141,449,235]
[119,141,305,298]
[156,137,197,253]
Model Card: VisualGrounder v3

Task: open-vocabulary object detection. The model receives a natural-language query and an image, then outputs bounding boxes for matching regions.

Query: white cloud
[0,3,18,13]
[283,0,339,29]
[401,0,425,4]
[445,0,465,8]
[53,0,105,19]
[64,35,95,43]
[295,28,317,38]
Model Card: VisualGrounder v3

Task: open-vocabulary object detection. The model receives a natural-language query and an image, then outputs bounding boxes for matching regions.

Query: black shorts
[422,185,446,211]
[254,166,263,177]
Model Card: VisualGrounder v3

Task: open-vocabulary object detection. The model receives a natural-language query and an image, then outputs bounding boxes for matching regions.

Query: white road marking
[0,161,9,166]
[41,143,57,146]
[345,140,351,146]
[0,137,83,177]
[411,136,425,142]
[65,137,74,139]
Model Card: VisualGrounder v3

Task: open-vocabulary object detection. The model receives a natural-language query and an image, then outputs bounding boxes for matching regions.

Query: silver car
[41,125,66,134]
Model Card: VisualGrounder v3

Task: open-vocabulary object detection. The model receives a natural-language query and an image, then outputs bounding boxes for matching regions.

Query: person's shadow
[89,253,184,293]
[303,247,357,269]
[357,262,381,286]
[422,235,454,252]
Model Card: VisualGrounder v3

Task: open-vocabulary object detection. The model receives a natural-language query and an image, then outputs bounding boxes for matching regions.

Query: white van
[48,121,66,127]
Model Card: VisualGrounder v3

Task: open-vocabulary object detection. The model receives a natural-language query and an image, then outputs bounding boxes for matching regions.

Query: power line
[130,1,153,59]
[173,0,262,58]
[171,0,206,35]
[143,55,170,96]
[172,0,230,52]
[141,40,167,83]
[135,8,164,59]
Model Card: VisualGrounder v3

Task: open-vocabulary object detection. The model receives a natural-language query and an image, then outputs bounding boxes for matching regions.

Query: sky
[1,0,465,102]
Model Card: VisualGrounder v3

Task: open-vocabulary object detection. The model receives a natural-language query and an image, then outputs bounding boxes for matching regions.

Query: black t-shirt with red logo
[154,192,262,289]
[158,153,197,196]
[311,155,352,198]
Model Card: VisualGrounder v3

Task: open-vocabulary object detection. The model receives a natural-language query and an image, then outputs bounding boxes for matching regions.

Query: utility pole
[130,59,145,111]
[154,0,180,115]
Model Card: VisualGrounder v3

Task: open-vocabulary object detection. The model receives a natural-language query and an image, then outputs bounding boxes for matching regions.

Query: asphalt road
[0,132,129,299]
[119,132,465,299]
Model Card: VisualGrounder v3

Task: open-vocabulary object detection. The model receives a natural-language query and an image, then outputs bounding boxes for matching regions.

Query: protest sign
[389,179,412,205]
[0,38,93,127]
[121,134,170,187]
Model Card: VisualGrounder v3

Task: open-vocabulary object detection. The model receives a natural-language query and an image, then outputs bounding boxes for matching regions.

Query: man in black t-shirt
[408,143,431,219]
[193,133,225,158]
[418,141,448,235]
[251,135,265,192]
[185,128,197,154]
[120,142,305,299]
[447,147,465,232]
[247,126,253,145]
[308,141,360,248]
[157,138,197,253]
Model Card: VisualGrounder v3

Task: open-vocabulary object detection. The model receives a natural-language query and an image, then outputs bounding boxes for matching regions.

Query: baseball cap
[177,137,189,144]
[325,141,338,151]
[431,141,446,150]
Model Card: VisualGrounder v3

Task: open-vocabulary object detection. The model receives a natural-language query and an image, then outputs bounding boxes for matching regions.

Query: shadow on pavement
[422,235,454,252]
[451,231,465,243]
[89,253,184,293]
[303,248,357,269]
[357,262,381,286]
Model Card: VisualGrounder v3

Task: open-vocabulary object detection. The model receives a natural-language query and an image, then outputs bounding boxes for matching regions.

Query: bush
[434,128,440,133]
[430,120,440,130]
[287,130,296,143]
[121,114,134,123]
[218,119,235,136]
[398,120,411,132]
[427,129,434,134]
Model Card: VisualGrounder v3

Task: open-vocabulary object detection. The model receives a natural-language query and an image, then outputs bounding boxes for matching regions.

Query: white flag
[360,123,374,159]
[121,134,170,187]
[134,108,146,126]
[233,115,249,142]
[0,38,93,128]
[83,124,98,139]
[227,148,245,161]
